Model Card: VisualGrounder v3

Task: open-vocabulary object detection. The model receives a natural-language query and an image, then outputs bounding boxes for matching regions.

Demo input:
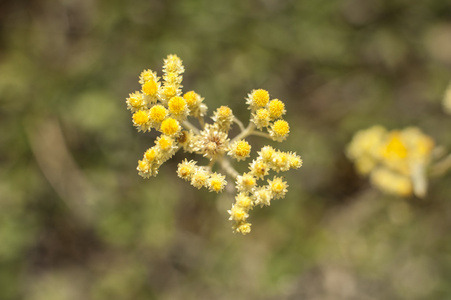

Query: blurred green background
[1,0,451,299]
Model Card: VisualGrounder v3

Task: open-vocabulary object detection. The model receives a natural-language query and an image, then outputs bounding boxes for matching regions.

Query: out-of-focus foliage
[1,0,451,299]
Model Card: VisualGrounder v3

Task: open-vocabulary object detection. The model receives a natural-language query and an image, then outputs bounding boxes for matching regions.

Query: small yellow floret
[235,140,251,158]
[161,86,177,100]
[235,222,251,235]
[183,91,199,107]
[139,69,157,85]
[164,54,184,74]
[236,172,256,192]
[160,118,180,136]
[191,168,209,189]
[273,120,289,136]
[208,173,227,193]
[177,159,197,180]
[168,96,187,115]
[270,120,290,141]
[253,108,270,128]
[268,176,288,199]
[288,153,303,169]
[126,91,145,111]
[268,99,285,119]
[133,110,149,126]
[250,159,270,179]
[229,140,251,161]
[259,146,276,162]
[235,193,253,209]
[144,148,158,162]
[149,105,168,123]
[228,205,248,222]
[138,160,149,172]
[251,89,270,107]
[142,80,158,96]
[157,135,173,151]
[217,106,232,118]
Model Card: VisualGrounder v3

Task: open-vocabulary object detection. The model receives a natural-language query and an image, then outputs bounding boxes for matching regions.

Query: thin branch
[231,123,256,144]
[218,157,239,179]
[233,117,245,132]
[249,130,271,139]
[182,120,200,135]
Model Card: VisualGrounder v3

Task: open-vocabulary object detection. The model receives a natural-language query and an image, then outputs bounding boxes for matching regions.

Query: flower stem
[218,157,239,179]
[231,123,256,144]
[233,117,245,132]
[182,120,200,135]
[249,130,271,139]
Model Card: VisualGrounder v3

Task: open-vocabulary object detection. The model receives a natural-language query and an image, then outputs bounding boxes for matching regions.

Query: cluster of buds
[126,55,302,235]
[346,126,436,197]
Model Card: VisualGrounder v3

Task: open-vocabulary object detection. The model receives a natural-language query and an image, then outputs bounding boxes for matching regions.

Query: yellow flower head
[184,90,200,107]
[253,187,272,207]
[149,105,168,124]
[133,110,149,125]
[228,140,251,161]
[139,69,158,85]
[160,86,178,103]
[235,193,253,209]
[156,135,174,152]
[252,108,270,129]
[268,99,286,120]
[236,172,256,192]
[132,110,151,132]
[258,146,276,162]
[272,151,290,172]
[234,222,252,235]
[212,105,234,131]
[248,89,270,108]
[160,118,180,136]
[142,79,158,97]
[268,176,288,199]
[191,168,210,189]
[163,54,184,74]
[270,119,290,141]
[249,159,270,179]
[287,152,303,169]
[177,159,197,180]
[144,147,159,163]
[228,205,249,222]
[126,91,145,111]
[183,90,206,117]
[137,159,150,173]
[168,96,188,118]
[208,172,227,193]
[217,106,232,119]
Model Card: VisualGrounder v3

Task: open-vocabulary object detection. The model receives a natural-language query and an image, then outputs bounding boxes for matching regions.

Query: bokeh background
[1,0,451,299]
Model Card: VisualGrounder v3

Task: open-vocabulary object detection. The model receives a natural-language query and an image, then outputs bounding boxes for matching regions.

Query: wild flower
[347,126,435,197]
[126,55,302,235]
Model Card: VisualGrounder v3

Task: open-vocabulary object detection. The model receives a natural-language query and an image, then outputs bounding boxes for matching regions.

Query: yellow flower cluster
[247,90,289,141]
[347,126,435,197]
[228,146,301,234]
[126,55,302,235]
